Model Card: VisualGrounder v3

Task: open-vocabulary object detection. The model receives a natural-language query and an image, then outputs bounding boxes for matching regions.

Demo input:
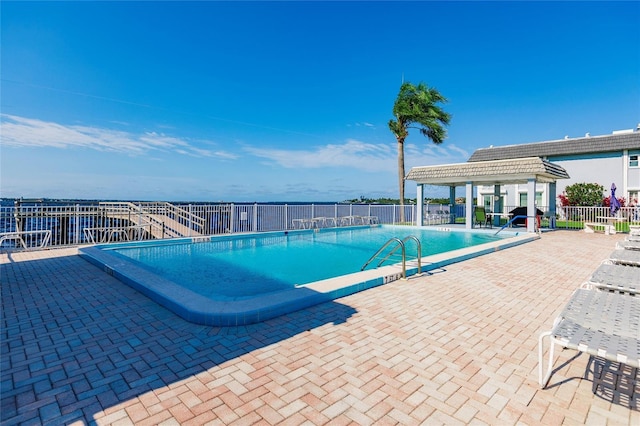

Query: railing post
[230,203,235,233]
[74,204,80,245]
[188,204,193,236]
[284,204,288,230]
[253,203,258,232]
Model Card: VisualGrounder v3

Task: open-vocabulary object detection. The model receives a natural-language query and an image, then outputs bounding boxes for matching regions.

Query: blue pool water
[105,226,509,300]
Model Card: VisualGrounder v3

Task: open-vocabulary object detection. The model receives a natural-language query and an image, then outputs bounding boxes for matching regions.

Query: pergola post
[493,184,502,227]
[466,182,474,229]
[527,178,537,232]
[416,184,424,227]
[449,186,456,224]
[548,182,557,229]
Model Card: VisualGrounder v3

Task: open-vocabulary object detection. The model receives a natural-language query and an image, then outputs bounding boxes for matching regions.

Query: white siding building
[468,128,640,211]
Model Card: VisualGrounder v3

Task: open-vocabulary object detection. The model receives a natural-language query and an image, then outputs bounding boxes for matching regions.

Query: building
[468,127,640,211]
[406,126,640,232]
[406,157,569,232]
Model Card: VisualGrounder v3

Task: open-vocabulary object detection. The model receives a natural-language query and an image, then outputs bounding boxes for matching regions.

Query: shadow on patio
[0,253,357,424]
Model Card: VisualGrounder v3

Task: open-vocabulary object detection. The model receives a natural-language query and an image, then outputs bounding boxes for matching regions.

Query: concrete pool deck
[1,230,638,424]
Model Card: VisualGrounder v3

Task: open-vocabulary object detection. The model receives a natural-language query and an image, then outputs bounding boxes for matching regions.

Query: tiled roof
[406,157,569,186]
[468,132,640,162]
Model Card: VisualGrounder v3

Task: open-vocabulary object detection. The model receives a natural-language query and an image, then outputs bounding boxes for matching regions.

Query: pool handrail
[361,235,422,278]
[376,236,422,275]
[494,215,537,235]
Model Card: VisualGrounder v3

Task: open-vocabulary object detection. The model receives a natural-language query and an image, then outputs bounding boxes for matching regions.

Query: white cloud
[348,122,376,128]
[244,139,396,172]
[244,138,469,173]
[0,114,238,159]
[405,142,470,168]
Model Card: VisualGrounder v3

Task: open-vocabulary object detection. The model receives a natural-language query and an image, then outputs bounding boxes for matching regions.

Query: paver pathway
[1,231,638,425]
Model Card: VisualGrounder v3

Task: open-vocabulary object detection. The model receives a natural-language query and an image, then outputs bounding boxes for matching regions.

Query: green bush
[563,182,604,206]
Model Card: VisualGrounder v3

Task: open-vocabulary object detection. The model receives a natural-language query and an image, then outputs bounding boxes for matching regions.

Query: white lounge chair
[538,288,640,388]
[583,262,640,294]
[608,249,640,267]
[617,240,640,251]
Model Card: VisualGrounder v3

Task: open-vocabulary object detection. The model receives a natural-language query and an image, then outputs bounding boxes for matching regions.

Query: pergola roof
[406,156,570,186]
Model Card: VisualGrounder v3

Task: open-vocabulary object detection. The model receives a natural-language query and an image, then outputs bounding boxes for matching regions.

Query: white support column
[493,184,502,227]
[548,182,557,229]
[416,184,424,227]
[449,186,456,224]
[527,178,536,233]
[466,182,474,229]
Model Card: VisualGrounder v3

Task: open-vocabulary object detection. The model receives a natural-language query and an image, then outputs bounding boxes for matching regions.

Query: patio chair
[538,288,640,389]
[582,261,640,294]
[627,234,640,242]
[608,249,640,267]
[617,241,640,251]
[474,207,491,228]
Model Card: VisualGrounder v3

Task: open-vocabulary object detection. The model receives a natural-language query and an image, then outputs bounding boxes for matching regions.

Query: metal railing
[99,202,205,237]
[361,235,422,279]
[0,202,416,250]
[554,206,640,231]
[4,200,637,250]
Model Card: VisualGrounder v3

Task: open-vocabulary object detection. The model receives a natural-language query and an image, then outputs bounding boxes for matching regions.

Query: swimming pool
[103,226,508,298]
[79,225,537,326]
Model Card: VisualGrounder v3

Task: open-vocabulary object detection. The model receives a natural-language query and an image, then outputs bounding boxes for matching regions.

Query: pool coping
[78,227,539,326]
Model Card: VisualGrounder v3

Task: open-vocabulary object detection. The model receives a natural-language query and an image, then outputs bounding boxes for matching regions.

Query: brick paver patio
[1,230,638,425]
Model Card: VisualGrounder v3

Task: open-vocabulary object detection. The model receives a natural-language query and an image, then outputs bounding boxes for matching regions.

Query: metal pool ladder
[361,235,422,279]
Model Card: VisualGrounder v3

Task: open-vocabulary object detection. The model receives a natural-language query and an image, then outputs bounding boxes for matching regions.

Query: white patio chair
[617,240,640,251]
[582,262,640,294]
[608,249,640,267]
[538,288,640,389]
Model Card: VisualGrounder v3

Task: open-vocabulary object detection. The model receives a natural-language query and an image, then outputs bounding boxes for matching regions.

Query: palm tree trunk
[397,139,405,223]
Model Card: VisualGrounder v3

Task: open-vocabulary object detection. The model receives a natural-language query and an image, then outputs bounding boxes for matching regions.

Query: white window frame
[519,192,543,207]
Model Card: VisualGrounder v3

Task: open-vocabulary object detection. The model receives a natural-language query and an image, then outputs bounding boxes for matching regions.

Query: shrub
[562,182,604,206]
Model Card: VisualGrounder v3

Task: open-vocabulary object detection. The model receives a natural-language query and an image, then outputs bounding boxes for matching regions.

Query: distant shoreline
[0,198,378,207]
[0,198,439,207]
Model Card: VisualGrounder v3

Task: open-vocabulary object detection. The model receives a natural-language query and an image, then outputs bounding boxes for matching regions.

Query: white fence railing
[2,202,638,250]
[555,206,640,231]
[0,202,416,249]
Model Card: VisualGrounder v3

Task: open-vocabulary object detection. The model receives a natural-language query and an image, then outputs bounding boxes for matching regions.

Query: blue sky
[1,1,639,202]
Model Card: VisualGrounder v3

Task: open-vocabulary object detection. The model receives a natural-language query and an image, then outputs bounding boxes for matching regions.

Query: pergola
[405,157,570,232]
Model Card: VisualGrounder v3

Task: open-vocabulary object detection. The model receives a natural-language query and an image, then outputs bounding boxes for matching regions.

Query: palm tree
[388,81,451,222]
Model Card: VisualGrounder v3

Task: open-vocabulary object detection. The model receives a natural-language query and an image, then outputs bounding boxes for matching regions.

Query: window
[483,195,492,211]
[630,154,639,168]
[519,192,543,207]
